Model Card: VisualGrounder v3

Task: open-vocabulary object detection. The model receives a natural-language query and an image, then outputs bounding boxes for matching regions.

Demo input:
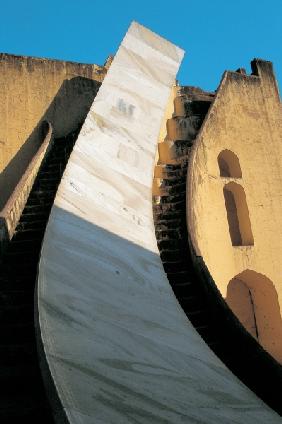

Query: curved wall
[37,26,280,423]
[187,62,282,362]
[0,54,104,209]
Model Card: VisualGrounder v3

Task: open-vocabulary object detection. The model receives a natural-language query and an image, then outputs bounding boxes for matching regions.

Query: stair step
[172,282,196,297]
[155,228,185,240]
[153,199,186,214]
[22,203,52,214]
[46,151,67,161]
[13,228,45,242]
[0,289,33,306]
[33,180,59,191]
[28,189,57,199]
[156,168,187,180]
[158,240,187,251]
[155,222,185,232]
[163,261,187,273]
[5,239,42,254]
[157,161,185,171]
[44,157,66,167]
[51,146,69,155]
[155,226,184,235]
[155,217,185,227]
[0,274,35,290]
[166,270,196,283]
[16,221,47,233]
[158,155,188,167]
[1,262,37,277]
[178,294,203,311]
[43,162,63,172]
[0,398,53,422]
[196,324,217,343]
[0,323,35,344]
[154,204,185,214]
[0,304,33,325]
[20,210,49,220]
[155,176,186,188]
[0,358,39,380]
[3,249,40,263]
[24,196,52,206]
[155,187,186,198]
[35,172,61,181]
[153,192,186,204]
[0,343,36,363]
[157,239,186,251]
[38,169,61,179]
[0,371,46,398]
[160,250,187,262]
[185,309,209,327]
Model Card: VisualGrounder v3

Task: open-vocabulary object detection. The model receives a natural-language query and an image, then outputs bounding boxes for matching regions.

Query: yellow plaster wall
[187,61,282,361]
[0,53,106,208]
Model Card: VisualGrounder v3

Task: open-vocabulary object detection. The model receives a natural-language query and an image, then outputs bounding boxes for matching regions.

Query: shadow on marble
[36,206,281,424]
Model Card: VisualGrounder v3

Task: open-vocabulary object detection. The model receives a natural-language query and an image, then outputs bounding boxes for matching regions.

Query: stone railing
[0,121,53,252]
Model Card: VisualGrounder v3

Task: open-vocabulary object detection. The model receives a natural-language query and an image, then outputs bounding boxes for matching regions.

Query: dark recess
[0,127,80,423]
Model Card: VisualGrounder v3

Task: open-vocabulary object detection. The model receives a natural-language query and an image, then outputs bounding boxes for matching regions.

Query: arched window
[226,278,258,339]
[218,150,242,178]
[223,182,254,246]
[226,270,282,363]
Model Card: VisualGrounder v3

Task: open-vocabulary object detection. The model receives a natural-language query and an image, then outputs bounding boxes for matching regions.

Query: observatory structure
[0,22,282,423]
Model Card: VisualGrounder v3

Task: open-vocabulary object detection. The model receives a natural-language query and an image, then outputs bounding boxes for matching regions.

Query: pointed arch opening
[218,149,242,178]
[223,182,254,246]
[226,270,282,363]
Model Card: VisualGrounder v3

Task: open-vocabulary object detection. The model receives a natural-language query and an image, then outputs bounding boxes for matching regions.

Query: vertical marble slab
[37,22,280,423]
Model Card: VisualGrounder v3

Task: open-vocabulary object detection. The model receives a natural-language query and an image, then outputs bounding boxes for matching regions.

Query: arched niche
[218,149,242,178]
[226,270,282,363]
[226,278,258,339]
[223,182,254,246]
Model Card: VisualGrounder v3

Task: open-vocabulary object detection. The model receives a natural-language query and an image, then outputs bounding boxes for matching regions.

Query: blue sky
[0,0,281,92]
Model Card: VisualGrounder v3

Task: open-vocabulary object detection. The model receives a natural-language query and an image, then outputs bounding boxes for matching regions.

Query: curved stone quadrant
[37,22,280,423]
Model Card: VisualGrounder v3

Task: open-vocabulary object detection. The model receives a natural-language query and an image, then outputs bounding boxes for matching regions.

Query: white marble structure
[37,22,280,423]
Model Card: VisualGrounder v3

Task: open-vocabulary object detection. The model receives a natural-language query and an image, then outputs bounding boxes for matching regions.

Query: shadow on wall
[226,270,282,363]
[218,149,242,178]
[0,76,101,210]
[223,182,254,246]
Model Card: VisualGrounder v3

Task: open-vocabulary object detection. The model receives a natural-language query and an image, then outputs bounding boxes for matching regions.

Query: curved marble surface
[37,22,281,423]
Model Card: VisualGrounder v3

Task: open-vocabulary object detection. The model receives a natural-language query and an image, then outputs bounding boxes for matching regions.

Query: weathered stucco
[187,60,282,362]
[0,54,106,208]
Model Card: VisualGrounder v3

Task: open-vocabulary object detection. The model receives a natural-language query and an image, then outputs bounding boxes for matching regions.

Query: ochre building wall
[187,60,282,362]
[0,54,106,208]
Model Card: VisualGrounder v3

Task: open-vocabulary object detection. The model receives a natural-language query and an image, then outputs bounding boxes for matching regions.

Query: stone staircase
[153,86,282,416]
[0,129,79,422]
[153,86,216,344]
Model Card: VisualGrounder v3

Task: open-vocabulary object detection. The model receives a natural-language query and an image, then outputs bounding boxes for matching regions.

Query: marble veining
[37,22,281,423]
